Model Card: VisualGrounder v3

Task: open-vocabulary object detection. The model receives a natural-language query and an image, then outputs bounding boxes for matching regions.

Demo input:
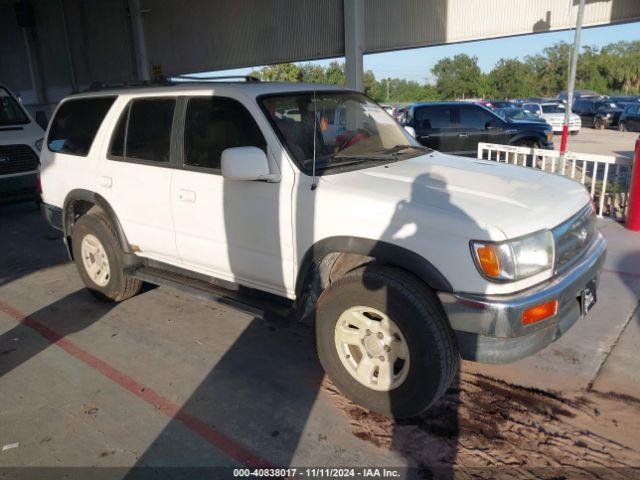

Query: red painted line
[603,268,640,280]
[0,299,272,469]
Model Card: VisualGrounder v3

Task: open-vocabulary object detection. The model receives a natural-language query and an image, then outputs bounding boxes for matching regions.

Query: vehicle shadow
[0,201,68,288]
[0,289,116,379]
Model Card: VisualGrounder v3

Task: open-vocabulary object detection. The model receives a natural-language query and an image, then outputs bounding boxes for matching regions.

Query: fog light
[522,300,558,325]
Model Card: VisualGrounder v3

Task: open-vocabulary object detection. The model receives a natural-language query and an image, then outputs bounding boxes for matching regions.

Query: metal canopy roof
[1,0,639,106]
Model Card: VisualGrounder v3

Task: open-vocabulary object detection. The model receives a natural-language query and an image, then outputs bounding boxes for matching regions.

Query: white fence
[477,142,634,220]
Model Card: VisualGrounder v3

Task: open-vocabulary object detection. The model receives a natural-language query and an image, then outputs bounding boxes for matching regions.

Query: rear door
[97,96,179,263]
[575,100,595,127]
[412,106,460,153]
[627,105,640,131]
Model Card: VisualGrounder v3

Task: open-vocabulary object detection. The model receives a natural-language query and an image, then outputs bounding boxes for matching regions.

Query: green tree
[431,54,483,99]
[486,58,535,99]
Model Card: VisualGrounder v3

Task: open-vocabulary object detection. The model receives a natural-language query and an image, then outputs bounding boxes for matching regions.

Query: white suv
[40,80,605,417]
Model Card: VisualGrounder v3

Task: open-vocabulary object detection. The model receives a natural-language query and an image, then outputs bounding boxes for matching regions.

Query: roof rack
[84,74,261,92]
[169,74,261,83]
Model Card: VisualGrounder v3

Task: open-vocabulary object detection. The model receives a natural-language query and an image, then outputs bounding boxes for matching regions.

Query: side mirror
[221,146,277,182]
[404,125,416,138]
[35,110,48,130]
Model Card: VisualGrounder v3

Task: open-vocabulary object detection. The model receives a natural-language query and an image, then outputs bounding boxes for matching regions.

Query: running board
[132,266,293,320]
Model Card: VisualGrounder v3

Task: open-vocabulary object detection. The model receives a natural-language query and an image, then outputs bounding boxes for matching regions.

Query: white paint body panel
[40,83,591,299]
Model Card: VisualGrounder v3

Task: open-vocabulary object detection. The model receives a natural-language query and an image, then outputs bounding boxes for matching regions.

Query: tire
[316,266,459,418]
[516,139,540,149]
[570,130,579,136]
[594,118,604,130]
[72,210,142,302]
[619,122,627,132]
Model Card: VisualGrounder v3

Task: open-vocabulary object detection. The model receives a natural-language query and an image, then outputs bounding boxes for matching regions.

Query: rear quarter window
[47,96,116,156]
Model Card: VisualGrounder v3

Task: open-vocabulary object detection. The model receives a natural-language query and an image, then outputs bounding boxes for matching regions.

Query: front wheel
[72,211,142,302]
[316,266,459,418]
[594,118,604,130]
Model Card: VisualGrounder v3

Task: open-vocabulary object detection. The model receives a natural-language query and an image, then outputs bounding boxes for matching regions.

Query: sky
[206,21,639,84]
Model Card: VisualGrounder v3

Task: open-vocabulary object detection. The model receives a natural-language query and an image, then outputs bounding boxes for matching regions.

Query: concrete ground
[1,129,640,478]
[553,126,638,160]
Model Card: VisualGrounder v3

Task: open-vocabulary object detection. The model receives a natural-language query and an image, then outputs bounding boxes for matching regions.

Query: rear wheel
[619,121,627,132]
[72,211,142,302]
[316,266,458,418]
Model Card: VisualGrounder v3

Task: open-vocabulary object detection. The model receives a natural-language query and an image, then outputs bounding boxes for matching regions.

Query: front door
[170,95,293,296]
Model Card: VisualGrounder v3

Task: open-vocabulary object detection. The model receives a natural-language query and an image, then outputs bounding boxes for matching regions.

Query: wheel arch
[62,189,132,259]
[294,236,453,310]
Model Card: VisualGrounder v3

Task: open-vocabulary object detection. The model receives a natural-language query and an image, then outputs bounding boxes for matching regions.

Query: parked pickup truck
[40,80,605,418]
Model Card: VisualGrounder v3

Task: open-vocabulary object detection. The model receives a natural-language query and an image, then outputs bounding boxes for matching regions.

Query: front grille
[0,144,39,176]
[552,204,597,273]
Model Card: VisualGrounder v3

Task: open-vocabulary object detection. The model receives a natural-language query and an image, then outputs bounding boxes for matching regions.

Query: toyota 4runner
[40,80,606,418]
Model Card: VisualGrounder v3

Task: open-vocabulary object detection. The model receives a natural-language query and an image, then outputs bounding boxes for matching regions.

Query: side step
[132,266,294,320]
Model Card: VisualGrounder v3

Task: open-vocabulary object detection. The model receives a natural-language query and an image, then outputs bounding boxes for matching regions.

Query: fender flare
[295,236,453,298]
[62,189,132,255]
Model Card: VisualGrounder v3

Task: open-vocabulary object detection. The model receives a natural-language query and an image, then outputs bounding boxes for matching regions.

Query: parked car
[572,99,624,129]
[618,103,640,132]
[486,100,517,110]
[404,101,553,156]
[558,89,600,103]
[40,81,605,418]
[495,107,551,127]
[521,101,581,135]
[607,95,640,105]
[0,85,45,203]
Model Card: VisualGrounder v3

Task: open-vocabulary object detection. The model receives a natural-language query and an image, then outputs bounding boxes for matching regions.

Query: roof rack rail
[169,74,261,83]
[86,77,173,91]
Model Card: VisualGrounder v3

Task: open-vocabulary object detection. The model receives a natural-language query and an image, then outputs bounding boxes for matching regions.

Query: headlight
[605,113,611,118]
[34,138,43,151]
[471,230,554,282]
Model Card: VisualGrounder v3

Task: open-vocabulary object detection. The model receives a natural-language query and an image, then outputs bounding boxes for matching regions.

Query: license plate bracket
[581,278,597,316]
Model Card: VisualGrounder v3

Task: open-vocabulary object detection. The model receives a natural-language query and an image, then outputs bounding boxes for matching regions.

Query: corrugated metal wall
[1,0,639,106]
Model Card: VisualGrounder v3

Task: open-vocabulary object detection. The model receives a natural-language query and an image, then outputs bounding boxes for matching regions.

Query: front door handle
[458,132,469,138]
[178,189,196,203]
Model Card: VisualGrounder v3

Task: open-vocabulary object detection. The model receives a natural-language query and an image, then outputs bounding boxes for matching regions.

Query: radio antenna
[311,90,317,191]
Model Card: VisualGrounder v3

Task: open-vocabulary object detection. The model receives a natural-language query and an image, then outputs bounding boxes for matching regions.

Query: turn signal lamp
[476,245,500,277]
[522,300,558,325]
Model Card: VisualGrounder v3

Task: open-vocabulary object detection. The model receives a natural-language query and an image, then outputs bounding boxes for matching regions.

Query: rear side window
[47,97,116,156]
[183,96,266,171]
[414,106,451,129]
[108,98,176,163]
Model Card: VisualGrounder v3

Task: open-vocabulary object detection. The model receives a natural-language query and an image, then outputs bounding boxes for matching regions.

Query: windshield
[541,104,565,114]
[261,92,427,174]
[0,87,29,126]
[501,109,538,121]
[596,102,619,110]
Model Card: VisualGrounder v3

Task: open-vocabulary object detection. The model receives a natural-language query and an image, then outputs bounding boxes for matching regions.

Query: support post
[344,0,363,91]
[626,137,640,231]
[128,0,151,81]
[559,0,586,168]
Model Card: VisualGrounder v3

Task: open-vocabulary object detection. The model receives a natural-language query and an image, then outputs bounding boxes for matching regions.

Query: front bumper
[438,232,606,364]
[0,171,39,202]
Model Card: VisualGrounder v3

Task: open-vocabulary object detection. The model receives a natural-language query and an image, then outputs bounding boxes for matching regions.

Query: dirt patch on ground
[323,372,640,479]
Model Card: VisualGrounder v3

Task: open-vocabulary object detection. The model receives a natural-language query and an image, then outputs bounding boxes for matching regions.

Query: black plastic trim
[295,236,453,297]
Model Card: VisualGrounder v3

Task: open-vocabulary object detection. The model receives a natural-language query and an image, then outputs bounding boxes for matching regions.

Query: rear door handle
[99,176,112,188]
[178,189,196,203]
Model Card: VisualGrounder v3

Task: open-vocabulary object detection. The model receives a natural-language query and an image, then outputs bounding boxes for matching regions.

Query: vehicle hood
[598,109,624,115]
[541,113,580,122]
[321,152,590,239]
[508,120,549,130]
[0,121,44,149]
[508,118,547,125]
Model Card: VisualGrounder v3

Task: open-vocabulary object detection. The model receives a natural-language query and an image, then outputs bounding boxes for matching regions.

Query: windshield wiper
[376,144,431,155]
